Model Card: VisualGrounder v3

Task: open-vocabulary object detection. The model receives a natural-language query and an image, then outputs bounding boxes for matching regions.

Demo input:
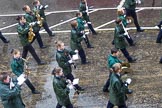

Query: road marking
[0,7,162,17]
[40,9,99,32]
[0,23,18,31]
[2,26,159,35]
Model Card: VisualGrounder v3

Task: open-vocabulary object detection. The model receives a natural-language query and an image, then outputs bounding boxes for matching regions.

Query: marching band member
[117,8,135,46]
[79,0,97,35]
[70,20,89,64]
[16,16,46,65]
[52,67,73,108]
[124,0,144,32]
[76,12,94,48]
[22,5,47,49]
[0,31,9,43]
[107,63,132,108]
[32,0,55,37]
[0,72,25,108]
[113,19,136,63]
[55,41,84,91]
[103,48,123,92]
[10,49,40,94]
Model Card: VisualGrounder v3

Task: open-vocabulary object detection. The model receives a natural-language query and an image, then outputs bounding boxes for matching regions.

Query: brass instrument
[28,25,35,43]
[21,57,31,77]
[35,11,44,27]
[121,62,133,74]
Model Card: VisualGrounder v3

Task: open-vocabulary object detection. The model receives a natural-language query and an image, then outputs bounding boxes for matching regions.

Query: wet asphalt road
[0,0,162,108]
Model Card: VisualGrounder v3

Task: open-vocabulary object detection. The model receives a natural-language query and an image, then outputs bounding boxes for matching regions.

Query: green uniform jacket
[79,2,90,22]
[11,58,24,77]
[33,5,46,21]
[56,49,75,76]
[53,76,71,106]
[76,17,85,31]
[70,28,84,51]
[24,12,40,33]
[17,22,30,46]
[108,54,122,68]
[118,15,127,27]
[109,73,128,106]
[0,81,25,108]
[124,0,136,10]
[114,24,128,49]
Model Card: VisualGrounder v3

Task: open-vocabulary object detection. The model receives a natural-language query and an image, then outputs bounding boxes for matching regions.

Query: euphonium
[35,11,44,27]
[28,25,35,42]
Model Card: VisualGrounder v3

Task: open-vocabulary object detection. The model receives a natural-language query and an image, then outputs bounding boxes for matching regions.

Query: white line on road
[2,26,159,35]
[40,9,99,32]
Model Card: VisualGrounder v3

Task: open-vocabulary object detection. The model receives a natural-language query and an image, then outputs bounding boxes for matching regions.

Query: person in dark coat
[22,5,46,49]
[0,31,9,43]
[32,0,55,37]
[79,0,97,35]
[52,67,73,108]
[76,12,93,48]
[10,49,40,94]
[0,72,25,108]
[55,41,84,91]
[124,0,144,32]
[16,16,46,65]
[70,20,89,64]
[113,19,136,63]
[107,63,132,108]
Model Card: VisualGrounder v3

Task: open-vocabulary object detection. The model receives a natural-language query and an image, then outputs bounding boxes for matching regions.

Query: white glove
[37,21,41,24]
[68,59,73,64]
[39,5,43,9]
[85,32,89,35]
[44,5,49,9]
[66,79,71,84]
[124,32,128,36]
[83,35,86,38]
[74,50,78,53]
[126,78,132,85]
[29,22,36,26]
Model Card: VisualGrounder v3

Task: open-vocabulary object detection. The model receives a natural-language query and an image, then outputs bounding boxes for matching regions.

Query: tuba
[28,25,35,43]
[35,11,44,27]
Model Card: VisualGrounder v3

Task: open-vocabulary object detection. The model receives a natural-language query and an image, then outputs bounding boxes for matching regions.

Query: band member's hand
[74,50,78,53]
[37,21,41,25]
[68,59,73,64]
[29,22,36,26]
[126,78,132,85]
[44,5,49,9]
[83,35,86,38]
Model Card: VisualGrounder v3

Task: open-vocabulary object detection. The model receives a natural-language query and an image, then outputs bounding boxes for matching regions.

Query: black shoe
[82,61,90,65]
[137,28,144,32]
[103,87,109,92]
[32,90,41,94]
[49,33,55,37]
[4,40,9,43]
[92,32,97,35]
[127,89,133,94]
[130,43,136,46]
[87,45,94,48]
[40,46,47,49]
[38,61,46,65]
[77,87,84,91]
[129,58,136,63]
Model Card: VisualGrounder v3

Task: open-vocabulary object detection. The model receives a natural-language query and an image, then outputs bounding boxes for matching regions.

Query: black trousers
[56,103,73,108]
[103,71,112,91]
[156,29,162,43]
[125,36,134,45]
[0,31,8,43]
[78,48,87,64]
[107,101,127,108]
[25,79,35,92]
[43,21,53,36]
[32,32,44,48]
[120,48,133,62]
[22,44,41,64]
[125,8,140,30]
[65,73,81,90]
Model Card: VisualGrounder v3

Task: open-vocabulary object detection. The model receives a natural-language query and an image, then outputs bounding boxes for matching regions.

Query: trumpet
[28,25,35,43]
[35,11,44,27]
